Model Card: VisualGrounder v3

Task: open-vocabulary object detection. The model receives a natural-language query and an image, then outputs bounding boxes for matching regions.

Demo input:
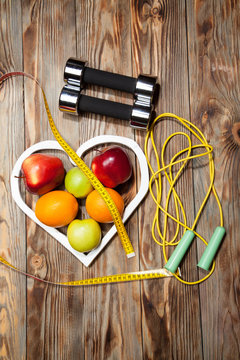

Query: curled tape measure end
[127,252,135,258]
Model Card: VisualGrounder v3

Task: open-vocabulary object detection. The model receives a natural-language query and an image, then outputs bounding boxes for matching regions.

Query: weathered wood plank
[131,1,203,359]
[0,1,26,359]
[22,0,86,358]
[75,1,143,359]
[187,0,240,358]
[1,0,239,359]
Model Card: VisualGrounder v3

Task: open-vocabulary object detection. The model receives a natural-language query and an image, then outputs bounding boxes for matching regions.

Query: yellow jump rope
[0,72,225,286]
[145,113,224,285]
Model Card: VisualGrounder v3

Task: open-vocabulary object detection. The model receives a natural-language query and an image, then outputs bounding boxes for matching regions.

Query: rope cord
[0,72,224,286]
[144,113,223,285]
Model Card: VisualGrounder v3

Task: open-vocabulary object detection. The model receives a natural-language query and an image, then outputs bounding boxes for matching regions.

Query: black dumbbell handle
[83,67,137,94]
[64,58,157,97]
[78,94,132,120]
[59,84,152,129]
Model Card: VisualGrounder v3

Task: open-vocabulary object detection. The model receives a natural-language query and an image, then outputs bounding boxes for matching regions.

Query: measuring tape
[42,90,135,258]
[0,71,134,258]
[0,255,171,286]
[0,71,173,286]
[0,71,224,287]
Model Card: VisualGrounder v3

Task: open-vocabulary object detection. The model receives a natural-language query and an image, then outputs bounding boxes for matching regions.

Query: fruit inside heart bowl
[11,135,149,267]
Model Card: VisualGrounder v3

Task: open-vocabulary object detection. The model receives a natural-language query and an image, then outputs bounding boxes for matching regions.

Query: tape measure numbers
[0,71,134,258]
[0,255,172,286]
[42,90,135,258]
[0,71,224,287]
[1,71,168,288]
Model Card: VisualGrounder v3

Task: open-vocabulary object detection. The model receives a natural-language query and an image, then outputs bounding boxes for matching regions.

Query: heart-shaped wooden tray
[11,135,149,267]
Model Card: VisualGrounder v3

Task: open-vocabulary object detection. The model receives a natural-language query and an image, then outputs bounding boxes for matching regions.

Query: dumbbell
[59,84,153,129]
[59,58,158,129]
[63,58,157,99]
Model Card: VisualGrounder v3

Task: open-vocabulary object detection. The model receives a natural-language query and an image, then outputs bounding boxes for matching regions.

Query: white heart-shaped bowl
[11,135,149,267]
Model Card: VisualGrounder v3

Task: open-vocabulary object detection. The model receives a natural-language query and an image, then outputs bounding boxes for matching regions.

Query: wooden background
[0,0,240,359]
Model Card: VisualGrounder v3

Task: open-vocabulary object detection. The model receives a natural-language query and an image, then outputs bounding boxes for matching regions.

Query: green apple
[65,167,93,198]
[67,219,101,252]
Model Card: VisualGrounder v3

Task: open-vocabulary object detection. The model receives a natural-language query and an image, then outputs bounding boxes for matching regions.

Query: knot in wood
[232,122,240,147]
[151,7,159,15]
[197,18,213,37]
[202,111,208,121]
[142,1,165,22]
[151,6,164,20]
[31,254,43,269]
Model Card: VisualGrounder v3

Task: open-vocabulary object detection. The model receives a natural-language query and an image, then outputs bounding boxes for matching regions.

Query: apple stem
[14,176,25,179]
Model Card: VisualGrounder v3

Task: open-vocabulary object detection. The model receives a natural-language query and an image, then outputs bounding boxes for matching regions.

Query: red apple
[91,146,132,188]
[21,153,65,195]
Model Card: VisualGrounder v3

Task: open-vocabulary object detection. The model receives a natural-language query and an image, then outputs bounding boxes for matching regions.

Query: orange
[35,190,78,228]
[85,188,124,223]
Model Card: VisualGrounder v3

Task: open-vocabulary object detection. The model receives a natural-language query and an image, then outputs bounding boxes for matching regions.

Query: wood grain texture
[75,2,143,359]
[0,0,239,359]
[131,1,202,358]
[0,1,26,359]
[22,0,86,358]
[187,1,240,359]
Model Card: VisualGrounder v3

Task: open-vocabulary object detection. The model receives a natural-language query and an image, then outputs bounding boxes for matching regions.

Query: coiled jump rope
[145,113,225,285]
[0,72,225,286]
